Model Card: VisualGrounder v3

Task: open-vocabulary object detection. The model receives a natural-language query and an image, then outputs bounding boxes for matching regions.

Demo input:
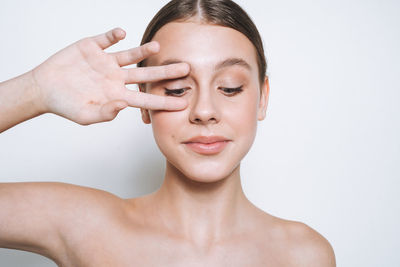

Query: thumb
[100,100,128,122]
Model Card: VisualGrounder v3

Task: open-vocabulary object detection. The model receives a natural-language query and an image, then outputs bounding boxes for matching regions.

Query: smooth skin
[0,25,336,266]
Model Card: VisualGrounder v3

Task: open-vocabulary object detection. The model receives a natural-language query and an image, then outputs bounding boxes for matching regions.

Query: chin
[170,158,240,183]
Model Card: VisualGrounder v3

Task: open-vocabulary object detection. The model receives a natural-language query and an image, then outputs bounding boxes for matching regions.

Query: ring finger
[124,63,190,84]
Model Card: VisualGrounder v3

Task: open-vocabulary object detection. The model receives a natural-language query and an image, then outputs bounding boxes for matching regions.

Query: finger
[92,28,126,50]
[123,90,188,111]
[112,41,160,67]
[124,63,190,84]
[100,100,128,121]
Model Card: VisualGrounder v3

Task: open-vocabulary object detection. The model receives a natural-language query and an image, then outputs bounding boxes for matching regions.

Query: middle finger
[124,63,190,84]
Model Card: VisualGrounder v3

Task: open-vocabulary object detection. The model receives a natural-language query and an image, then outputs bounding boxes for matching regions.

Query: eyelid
[164,87,190,96]
[219,85,244,95]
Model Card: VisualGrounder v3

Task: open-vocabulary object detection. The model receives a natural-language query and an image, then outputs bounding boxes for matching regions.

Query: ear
[139,83,151,124]
[258,76,270,121]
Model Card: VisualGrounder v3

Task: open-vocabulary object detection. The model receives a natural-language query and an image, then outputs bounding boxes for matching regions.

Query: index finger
[123,90,188,111]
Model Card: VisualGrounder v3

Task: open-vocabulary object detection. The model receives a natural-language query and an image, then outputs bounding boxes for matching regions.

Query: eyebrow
[159,58,252,71]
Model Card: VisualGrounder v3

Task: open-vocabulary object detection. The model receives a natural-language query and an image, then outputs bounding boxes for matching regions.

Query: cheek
[230,94,259,132]
[150,110,184,145]
[225,94,259,154]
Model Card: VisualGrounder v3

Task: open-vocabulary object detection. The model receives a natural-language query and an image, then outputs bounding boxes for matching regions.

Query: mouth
[182,136,231,155]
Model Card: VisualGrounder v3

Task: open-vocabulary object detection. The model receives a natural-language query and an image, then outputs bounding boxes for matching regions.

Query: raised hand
[30,28,189,125]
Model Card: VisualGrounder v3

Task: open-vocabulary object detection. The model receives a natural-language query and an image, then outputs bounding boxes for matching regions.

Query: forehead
[146,22,258,74]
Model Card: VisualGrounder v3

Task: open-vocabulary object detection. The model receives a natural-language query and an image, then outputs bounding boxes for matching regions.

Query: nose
[189,89,220,125]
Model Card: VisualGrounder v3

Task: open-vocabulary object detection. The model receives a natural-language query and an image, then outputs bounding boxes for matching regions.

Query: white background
[0,0,399,266]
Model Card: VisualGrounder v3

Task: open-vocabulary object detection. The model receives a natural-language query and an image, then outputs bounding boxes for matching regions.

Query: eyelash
[164,86,243,97]
[164,88,189,96]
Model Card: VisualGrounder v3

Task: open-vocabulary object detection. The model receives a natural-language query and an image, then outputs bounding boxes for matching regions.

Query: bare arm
[0,27,189,133]
[0,182,125,263]
[0,71,45,132]
[0,182,68,259]
[0,28,189,258]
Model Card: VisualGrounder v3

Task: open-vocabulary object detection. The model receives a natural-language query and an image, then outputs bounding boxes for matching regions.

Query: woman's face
[142,21,269,182]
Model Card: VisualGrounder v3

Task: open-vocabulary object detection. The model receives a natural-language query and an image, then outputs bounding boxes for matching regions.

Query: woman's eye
[164,88,188,97]
[164,86,243,97]
[220,86,243,96]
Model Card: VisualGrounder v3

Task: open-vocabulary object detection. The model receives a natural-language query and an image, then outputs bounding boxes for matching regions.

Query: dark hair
[138,0,267,86]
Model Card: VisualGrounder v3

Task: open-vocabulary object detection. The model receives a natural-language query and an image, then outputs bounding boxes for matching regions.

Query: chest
[61,233,285,267]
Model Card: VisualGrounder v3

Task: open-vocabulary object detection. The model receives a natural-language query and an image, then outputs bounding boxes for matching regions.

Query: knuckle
[126,50,135,63]
[144,43,152,53]
[113,28,124,39]
[124,69,131,82]
[78,37,93,50]
[106,31,114,43]
[139,45,149,59]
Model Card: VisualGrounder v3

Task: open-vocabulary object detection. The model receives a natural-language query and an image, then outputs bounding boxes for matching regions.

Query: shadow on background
[0,248,56,267]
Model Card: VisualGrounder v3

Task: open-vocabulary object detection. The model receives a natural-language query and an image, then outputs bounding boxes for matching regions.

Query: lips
[183,136,231,155]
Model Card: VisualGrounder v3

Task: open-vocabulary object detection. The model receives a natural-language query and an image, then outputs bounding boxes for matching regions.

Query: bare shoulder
[15,181,124,211]
[16,181,128,229]
[271,217,336,267]
[0,181,125,225]
[38,182,128,224]
[19,182,128,233]
[46,181,123,206]
[40,182,130,264]
[0,181,126,264]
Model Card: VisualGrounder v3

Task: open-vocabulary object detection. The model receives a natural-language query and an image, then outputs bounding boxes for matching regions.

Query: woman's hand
[30,28,189,125]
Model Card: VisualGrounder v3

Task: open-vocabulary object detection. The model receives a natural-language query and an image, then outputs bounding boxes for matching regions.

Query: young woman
[0,0,336,266]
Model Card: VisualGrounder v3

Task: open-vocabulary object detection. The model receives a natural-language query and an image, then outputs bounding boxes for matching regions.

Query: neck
[148,160,253,247]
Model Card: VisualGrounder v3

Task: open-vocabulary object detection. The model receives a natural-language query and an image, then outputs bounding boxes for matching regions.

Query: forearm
[0,71,46,133]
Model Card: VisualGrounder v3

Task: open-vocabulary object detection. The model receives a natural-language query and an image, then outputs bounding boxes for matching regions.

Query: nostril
[192,117,217,124]
[189,101,220,124]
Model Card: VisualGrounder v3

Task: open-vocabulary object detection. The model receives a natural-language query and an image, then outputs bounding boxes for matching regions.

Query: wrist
[0,70,49,132]
[28,68,49,115]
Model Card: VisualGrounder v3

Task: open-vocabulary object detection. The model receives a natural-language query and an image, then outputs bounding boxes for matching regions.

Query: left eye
[220,86,243,95]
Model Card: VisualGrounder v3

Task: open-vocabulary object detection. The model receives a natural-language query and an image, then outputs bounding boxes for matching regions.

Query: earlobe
[141,108,151,124]
[258,76,270,121]
[139,84,151,124]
